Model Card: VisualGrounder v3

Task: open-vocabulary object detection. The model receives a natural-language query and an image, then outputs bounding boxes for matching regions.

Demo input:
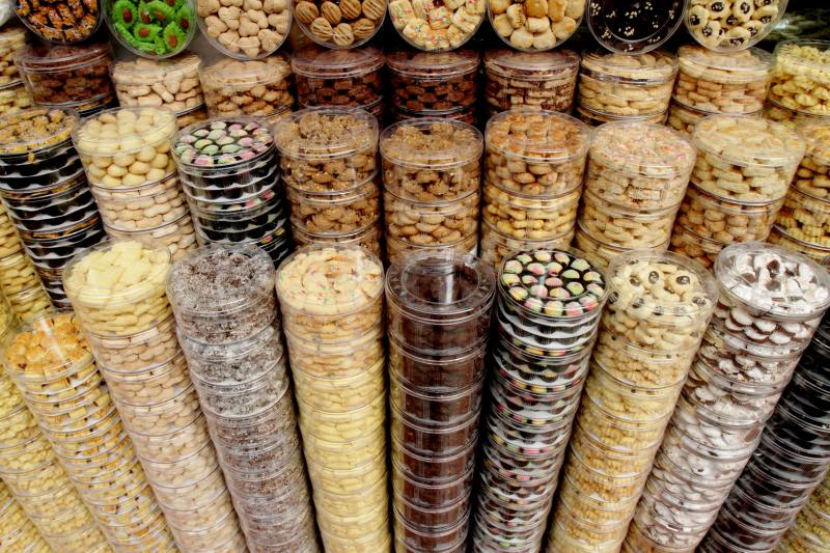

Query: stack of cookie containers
[697,244,830,553]
[575,50,677,127]
[171,117,293,265]
[0,202,51,322]
[200,56,295,126]
[0,108,105,309]
[779,466,830,551]
[382,118,482,264]
[276,246,390,552]
[2,310,177,551]
[575,121,696,268]
[62,240,245,552]
[548,250,717,553]
[0,480,51,552]
[771,121,830,262]
[481,110,589,271]
[73,107,197,261]
[386,50,479,124]
[0,26,31,116]
[473,249,609,552]
[274,108,382,257]
[670,116,805,271]
[483,49,580,116]
[765,40,830,128]
[386,250,496,553]
[111,53,208,130]
[667,45,773,136]
[291,47,386,121]
[166,246,319,553]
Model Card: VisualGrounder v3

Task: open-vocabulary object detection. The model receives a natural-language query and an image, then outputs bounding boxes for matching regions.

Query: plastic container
[484,49,579,114]
[686,0,788,51]
[483,181,579,241]
[14,43,113,111]
[385,189,480,248]
[104,0,196,59]
[389,0,482,51]
[15,0,103,44]
[291,221,382,257]
[293,0,384,49]
[387,50,479,113]
[286,180,380,236]
[792,118,830,200]
[111,53,204,113]
[586,0,683,54]
[0,27,28,88]
[669,221,726,270]
[387,229,479,267]
[91,173,188,232]
[575,104,668,127]
[768,40,830,116]
[479,219,573,272]
[293,357,382,413]
[488,0,582,52]
[585,360,683,423]
[775,185,830,249]
[666,101,717,137]
[484,109,590,197]
[292,46,384,107]
[579,189,680,250]
[200,56,294,119]
[769,225,830,263]
[391,104,478,126]
[390,404,478,457]
[195,0,289,59]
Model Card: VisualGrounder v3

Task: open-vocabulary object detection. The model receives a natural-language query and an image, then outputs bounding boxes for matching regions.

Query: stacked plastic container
[481,110,588,271]
[274,108,382,257]
[73,107,197,261]
[382,118,482,264]
[670,116,805,271]
[483,50,579,116]
[0,108,104,308]
[576,50,677,126]
[0,480,51,553]
[667,46,773,136]
[473,249,609,552]
[771,121,830,262]
[386,250,495,553]
[2,310,176,551]
[171,117,292,265]
[386,50,479,124]
[766,40,830,127]
[276,246,389,552]
[780,468,830,551]
[62,240,244,552]
[575,122,696,268]
[549,250,717,553]
[291,47,386,121]
[698,245,830,553]
[167,246,318,553]
[0,202,51,322]
[0,26,31,116]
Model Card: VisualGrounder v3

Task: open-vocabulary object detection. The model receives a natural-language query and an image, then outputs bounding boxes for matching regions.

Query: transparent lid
[678,45,774,84]
[587,0,685,55]
[774,40,830,70]
[485,49,580,80]
[14,42,111,71]
[63,240,171,305]
[276,245,384,316]
[607,250,718,320]
[290,46,384,79]
[111,52,201,83]
[73,107,178,157]
[590,121,696,178]
[715,242,830,318]
[273,108,378,161]
[172,116,274,168]
[0,108,78,156]
[797,119,830,167]
[166,245,275,315]
[380,118,482,169]
[386,249,495,324]
[199,55,292,87]
[386,49,479,78]
[580,49,678,83]
[104,0,196,59]
[693,115,806,168]
[485,109,591,163]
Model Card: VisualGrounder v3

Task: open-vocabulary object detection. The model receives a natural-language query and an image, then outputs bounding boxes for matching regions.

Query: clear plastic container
[91,173,188,232]
[666,101,716,137]
[579,189,680,250]
[585,360,683,422]
[116,385,201,437]
[15,0,104,44]
[763,99,830,130]
[14,42,113,111]
[769,225,830,263]
[575,104,668,127]
[389,0,483,51]
[0,27,28,88]
[586,0,683,54]
[573,224,665,270]
[479,219,573,272]
[484,109,590,197]
[195,0,290,59]
[387,229,479,267]
[484,49,579,114]
[292,46,384,107]
[201,56,294,119]
[104,0,196,59]
[286,179,380,236]
[769,40,830,116]
[483,180,579,241]
[488,0,583,52]
[292,358,382,413]
[390,104,478,126]
[669,221,725,270]
[292,221,382,257]
[775,185,830,249]
[385,189,480,248]
[686,0,788,51]
[111,53,204,113]
[387,50,479,112]
[792,119,830,200]
[0,83,32,116]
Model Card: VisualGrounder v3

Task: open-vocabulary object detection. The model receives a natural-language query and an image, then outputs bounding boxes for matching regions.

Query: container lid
[797,118,830,167]
[590,121,696,178]
[199,55,292,87]
[172,116,274,168]
[499,249,608,320]
[580,49,678,83]
[677,45,774,84]
[63,240,171,305]
[485,109,591,163]
[73,107,178,157]
[386,49,479,78]
[276,245,384,316]
[166,245,275,315]
[273,107,378,161]
[380,118,482,169]
[607,250,718,321]
[484,49,579,80]
[0,108,78,156]
[693,115,806,168]
[587,0,685,55]
[715,242,830,319]
[14,41,111,71]
[104,0,196,59]
[385,249,495,325]
[774,40,830,70]
[290,46,384,79]
[110,52,201,83]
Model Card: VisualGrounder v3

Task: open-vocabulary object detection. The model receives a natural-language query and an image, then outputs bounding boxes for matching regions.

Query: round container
[0,27,28,88]
[15,0,104,44]
[488,0,583,52]
[286,179,380,236]
[0,108,80,187]
[292,221,382,258]
[479,219,574,272]
[293,0,384,49]
[201,56,294,119]
[575,104,669,127]
[792,119,830,200]
[387,50,479,113]
[195,0,290,59]
[586,0,683,54]
[291,47,384,108]
[384,189,480,248]
[389,0,483,51]
[769,40,830,116]
[578,189,680,250]
[769,225,830,263]
[484,49,579,113]
[91,173,188,232]
[669,221,725,270]
[111,53,204,113]
[293,357,383,413]
[104,0,196,59]
[585,360,683,422]
[686,0,788,52]
[483,181,580,241]
[666,101,714,137]
[776,185,830,249]
[390,404,478,457]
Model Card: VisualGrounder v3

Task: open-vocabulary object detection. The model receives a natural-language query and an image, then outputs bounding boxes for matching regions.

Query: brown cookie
[352,18,376,38]
[340,0,362,19]
[294,1,319,24]
[311,17,334,40]
[362,0,385,21]
[321,1,342,24]
[332,23,355,46]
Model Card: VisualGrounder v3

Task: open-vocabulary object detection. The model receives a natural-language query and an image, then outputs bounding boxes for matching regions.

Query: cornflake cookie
[111,54,204,113]
[489,0,584,52]
[691,115,805,203]
[200,56,294,119]
[294,0,385,48]
[686,0,785,51]
[197,0,290,58]
[389,0,484,51]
